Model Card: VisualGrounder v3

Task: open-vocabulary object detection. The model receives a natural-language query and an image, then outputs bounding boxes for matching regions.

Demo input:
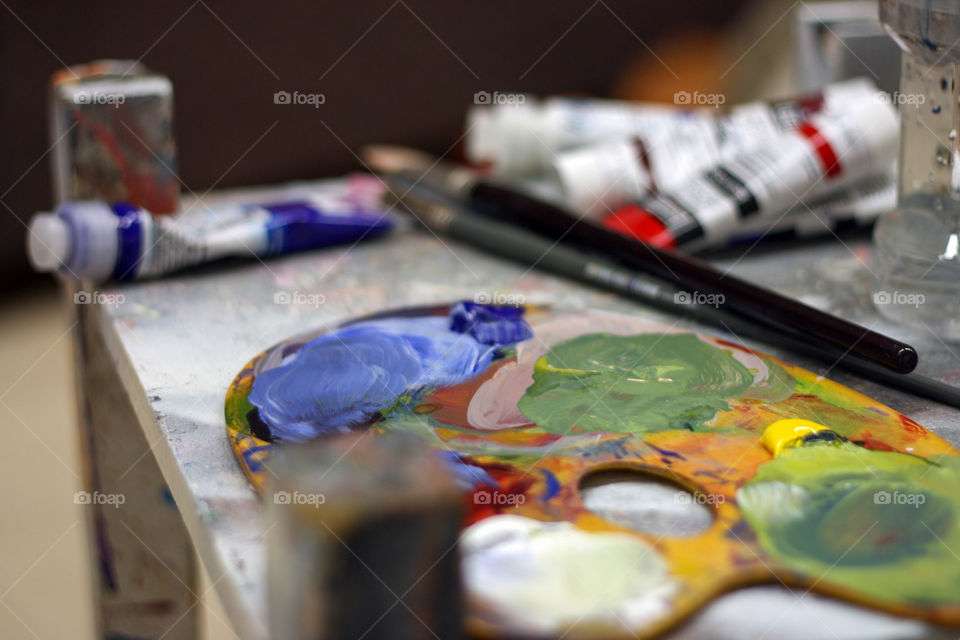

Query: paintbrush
[364,145,919,375]
[381,177,960,409]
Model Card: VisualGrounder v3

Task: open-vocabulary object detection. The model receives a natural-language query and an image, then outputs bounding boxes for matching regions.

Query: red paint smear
[853,430,897,452]
[713,337,756,353]
[463,460,536,525]
[424,359,511,428]
[874,533,903,548]
[899,414,928,436]
[72,108,178,213]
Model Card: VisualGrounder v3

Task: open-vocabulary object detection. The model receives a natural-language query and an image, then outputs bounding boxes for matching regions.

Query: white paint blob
[461,515,676,635]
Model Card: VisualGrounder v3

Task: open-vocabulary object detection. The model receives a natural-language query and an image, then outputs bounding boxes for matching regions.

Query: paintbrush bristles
[365,145,479,196]
[361,144,437,174]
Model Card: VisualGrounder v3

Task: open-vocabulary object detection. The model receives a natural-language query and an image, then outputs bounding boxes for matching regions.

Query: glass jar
[873,0,960,337]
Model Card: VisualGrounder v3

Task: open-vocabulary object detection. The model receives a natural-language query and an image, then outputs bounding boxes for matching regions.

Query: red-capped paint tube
[466,78,877,177]
[726,169,895,245]
[553,84,892,218]
[599,99,898,251]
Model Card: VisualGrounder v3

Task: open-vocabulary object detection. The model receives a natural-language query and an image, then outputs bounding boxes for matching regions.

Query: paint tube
[465,78,878,176]
[598,98,898,251]
[553,85,895,217]
[726,169,896,245]
[27,195,391,281]
[509,167,895,249]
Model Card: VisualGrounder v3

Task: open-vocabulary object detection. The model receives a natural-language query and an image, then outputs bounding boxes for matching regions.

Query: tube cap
[27,214,70,272]
[28,201,121,280]
[464,100,547,175]
[554,140,653,219]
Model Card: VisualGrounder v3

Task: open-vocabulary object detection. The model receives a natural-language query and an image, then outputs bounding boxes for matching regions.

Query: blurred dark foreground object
[267,433,464,640]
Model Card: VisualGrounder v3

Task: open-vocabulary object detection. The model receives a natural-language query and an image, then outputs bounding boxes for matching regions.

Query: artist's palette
[225,303,960,638]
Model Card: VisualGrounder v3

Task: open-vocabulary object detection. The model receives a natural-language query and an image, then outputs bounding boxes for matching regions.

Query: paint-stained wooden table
[71,180,960,639]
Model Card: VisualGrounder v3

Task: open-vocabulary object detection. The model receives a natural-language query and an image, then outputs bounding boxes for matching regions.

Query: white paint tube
[554,87,899,218]
[725,168,896,246]
[465,78,878,177]
[599,98,898,251]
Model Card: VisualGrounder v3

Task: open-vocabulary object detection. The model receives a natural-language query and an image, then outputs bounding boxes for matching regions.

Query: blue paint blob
[647,443,686,460]
[249,310,532,443]
[242,444,272,472]
[449,301,533,345]
[250,327,425,442]
[160,486,177,508]
[439,451,499,490]
[541,468,561,500]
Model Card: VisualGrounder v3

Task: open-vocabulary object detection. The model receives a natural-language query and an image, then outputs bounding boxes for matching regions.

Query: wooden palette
[225,303,960,638]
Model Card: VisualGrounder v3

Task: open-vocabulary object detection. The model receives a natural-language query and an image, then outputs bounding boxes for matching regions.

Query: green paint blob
[517,333,754,434]
[739,443,960,604]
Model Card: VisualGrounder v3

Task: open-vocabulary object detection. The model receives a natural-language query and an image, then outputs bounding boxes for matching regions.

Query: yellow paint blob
[761,419,832,457]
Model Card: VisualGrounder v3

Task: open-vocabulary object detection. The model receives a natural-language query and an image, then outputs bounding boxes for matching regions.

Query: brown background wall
[0,0,743,289]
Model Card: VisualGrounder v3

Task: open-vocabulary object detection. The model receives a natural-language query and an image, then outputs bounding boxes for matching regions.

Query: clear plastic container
[873,0,960,337]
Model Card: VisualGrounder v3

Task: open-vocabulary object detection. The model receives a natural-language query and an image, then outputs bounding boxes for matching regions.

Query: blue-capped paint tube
[27,197,391,281]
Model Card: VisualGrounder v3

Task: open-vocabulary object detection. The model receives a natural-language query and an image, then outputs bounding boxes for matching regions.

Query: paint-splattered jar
[873,0,960,336]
